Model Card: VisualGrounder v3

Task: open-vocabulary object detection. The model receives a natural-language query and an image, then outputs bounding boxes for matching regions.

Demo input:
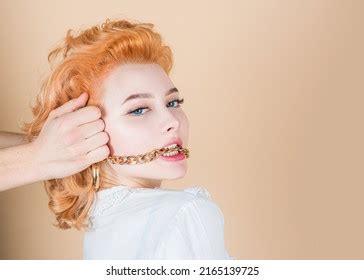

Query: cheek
[104,117,153,155]
[180,111,189,133]
[179,112,189,147]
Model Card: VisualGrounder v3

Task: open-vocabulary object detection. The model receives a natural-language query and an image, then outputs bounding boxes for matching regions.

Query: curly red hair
[20,18,173,231]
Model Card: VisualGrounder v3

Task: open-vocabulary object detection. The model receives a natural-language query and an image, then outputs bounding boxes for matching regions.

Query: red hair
[20,18,173,231]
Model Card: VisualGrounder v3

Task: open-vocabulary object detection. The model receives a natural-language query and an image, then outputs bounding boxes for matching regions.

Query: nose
[160,110,180,133]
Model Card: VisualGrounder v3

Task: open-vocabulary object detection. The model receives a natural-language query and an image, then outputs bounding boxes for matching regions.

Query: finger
[48,92,89,120]
[62,106,102,128]
[83,145,110,166]
[81,131,109,154]
[78,119,105,139]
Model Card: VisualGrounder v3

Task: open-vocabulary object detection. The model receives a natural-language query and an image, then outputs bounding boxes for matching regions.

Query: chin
[163,168,188,180]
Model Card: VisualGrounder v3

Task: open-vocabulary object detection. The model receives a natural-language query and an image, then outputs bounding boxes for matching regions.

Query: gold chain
[101,145,190,165]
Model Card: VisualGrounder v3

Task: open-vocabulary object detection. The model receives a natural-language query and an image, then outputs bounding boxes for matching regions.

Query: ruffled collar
[89,185,160,217]
[88,185,211,218]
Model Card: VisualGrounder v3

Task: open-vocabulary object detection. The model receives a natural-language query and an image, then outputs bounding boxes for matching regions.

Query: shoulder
[139,186,219,219]
[165,186,212,202]
[165,186,225,227]
[130,186,224,227]
[162,186,223,218]
[139,185,214,207]
[182,186,212,199]
[153,187,228,259]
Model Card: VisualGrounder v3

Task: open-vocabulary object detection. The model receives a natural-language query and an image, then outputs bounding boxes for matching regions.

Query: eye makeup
[126,98,184,116]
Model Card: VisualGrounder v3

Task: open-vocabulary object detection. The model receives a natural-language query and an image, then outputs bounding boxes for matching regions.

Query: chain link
[101,145,190,165]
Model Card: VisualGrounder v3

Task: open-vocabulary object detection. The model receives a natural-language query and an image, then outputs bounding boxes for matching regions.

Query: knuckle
[93,132,108,145]
[69,130,82,143]
[98,145,110,160]
[90,106,101,118]
[104,145,110,156]
[67,145,81,158]
[97,119,105,131]
[101,132,109,143]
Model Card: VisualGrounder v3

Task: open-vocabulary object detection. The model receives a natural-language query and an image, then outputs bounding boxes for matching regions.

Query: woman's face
[99,63,189,188]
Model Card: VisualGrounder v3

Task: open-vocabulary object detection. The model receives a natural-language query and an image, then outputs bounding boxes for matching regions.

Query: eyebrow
[121,87,179,105]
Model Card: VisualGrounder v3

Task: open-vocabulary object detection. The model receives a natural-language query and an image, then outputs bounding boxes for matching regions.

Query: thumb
[49,92,89,119]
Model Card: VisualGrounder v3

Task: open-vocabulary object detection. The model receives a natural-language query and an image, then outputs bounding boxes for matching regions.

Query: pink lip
[160,151,186,161]
[162,137,183,148]
[159,137,185,162]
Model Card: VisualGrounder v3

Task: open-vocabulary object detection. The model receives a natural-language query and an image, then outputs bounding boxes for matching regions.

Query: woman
[22,18,234,260]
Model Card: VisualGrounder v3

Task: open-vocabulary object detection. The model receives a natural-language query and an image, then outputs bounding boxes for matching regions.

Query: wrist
[25,142,50,182]
[0,142,48,191]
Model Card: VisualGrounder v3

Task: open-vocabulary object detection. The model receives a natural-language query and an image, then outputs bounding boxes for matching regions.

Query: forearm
[0,131,29,149]
[0,143,46,192]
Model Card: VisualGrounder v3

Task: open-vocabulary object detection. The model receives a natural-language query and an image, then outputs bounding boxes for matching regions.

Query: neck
[99,163,162,190]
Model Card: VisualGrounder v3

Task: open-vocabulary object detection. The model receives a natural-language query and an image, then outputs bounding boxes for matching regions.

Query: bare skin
[0,93,110,192]
[99,63,189,189]
[0,131,29,148]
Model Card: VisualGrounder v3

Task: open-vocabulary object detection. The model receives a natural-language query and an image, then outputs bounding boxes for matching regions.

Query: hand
[30,93,110,180]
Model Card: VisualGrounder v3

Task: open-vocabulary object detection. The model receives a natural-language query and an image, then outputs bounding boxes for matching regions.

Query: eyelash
[127,98,184,116]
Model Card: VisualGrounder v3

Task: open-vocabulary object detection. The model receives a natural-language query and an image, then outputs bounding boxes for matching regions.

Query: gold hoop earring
[91,165,100,191]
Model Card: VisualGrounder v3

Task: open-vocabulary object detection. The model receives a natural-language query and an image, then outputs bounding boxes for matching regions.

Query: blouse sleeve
[154,197,232,259]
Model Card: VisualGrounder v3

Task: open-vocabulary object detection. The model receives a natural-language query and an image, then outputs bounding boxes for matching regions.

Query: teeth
[162,143,182,156]
[162,150,179,157]
[165,143,178,149]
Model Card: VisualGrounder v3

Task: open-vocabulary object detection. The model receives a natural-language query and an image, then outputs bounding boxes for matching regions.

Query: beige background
[0,0,363,259]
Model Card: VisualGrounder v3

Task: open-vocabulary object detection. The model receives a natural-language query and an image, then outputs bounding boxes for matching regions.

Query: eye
[167,98,184,108]
[127,98,184,116]
[127,107,149,116]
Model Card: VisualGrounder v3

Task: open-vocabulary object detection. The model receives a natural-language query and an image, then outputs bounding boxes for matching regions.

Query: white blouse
[83,185,235,260]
